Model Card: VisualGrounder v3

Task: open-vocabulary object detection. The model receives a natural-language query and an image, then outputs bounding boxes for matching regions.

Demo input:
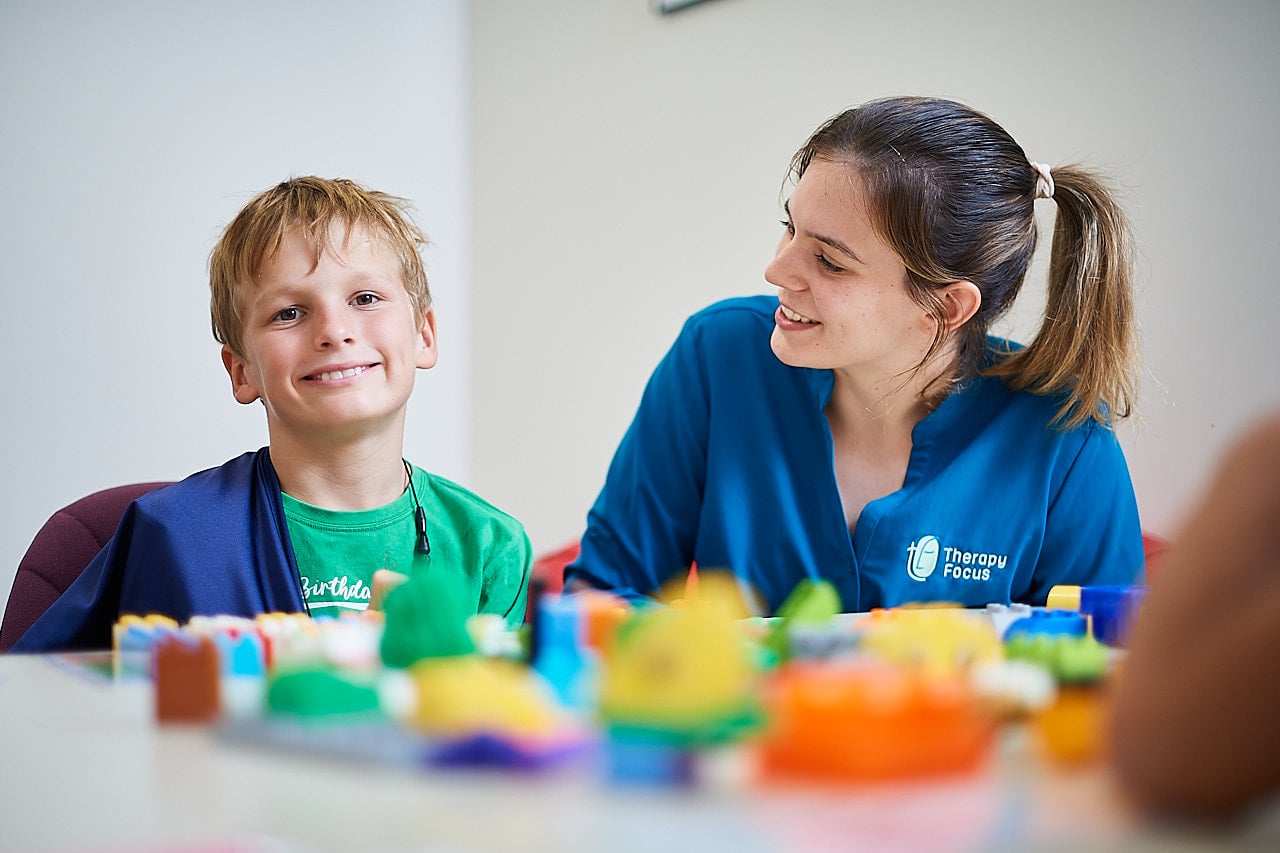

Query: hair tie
[1030,162,1055,200]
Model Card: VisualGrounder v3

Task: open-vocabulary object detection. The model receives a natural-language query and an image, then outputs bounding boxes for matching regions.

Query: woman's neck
[826,352,955,442]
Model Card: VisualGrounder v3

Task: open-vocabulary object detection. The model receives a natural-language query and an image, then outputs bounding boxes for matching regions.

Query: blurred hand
[369,569,410,611]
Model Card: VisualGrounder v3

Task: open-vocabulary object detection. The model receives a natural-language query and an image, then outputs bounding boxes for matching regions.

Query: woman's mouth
[780,305,819,325]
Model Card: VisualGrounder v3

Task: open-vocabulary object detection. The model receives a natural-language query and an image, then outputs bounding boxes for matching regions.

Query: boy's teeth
[316,366,366,381]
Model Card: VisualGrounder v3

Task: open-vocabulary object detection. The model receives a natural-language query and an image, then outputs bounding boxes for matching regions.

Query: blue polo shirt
[566,296,1143,614]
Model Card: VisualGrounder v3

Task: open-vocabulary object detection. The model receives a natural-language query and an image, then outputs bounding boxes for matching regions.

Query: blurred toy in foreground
[597,573,764,785]
[760,659,996,781]
[128,560,1151,786]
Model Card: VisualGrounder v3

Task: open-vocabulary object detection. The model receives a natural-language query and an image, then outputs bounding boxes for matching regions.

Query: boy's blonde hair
[210,176,431,359]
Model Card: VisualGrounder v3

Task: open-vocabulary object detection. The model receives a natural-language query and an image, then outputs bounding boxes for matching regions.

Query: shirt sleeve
[566,315,712,603]
[1020,423,1146,603]
[482,525,533,629]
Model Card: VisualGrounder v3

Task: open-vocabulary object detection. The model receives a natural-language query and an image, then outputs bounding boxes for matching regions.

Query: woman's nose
[765,237,805,292]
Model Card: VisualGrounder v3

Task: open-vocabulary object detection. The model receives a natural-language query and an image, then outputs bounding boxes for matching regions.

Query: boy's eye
[353,292,380,307]
[271,306,300,323]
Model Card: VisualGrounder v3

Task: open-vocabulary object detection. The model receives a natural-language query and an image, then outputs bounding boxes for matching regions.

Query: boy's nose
[314,306,354,347]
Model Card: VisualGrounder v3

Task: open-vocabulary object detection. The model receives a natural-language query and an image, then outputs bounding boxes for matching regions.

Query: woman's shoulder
[674,295,778,356]
[685,294,777,331]
[966,346,1118,447]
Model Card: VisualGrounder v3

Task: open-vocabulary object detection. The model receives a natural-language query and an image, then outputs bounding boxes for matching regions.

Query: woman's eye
[271,307,300,322]
[816,254,845,274]
[353,293,380,307]
[780,218,795,236]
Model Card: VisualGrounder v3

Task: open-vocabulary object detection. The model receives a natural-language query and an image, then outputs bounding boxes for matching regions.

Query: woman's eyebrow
[784,200,864,264]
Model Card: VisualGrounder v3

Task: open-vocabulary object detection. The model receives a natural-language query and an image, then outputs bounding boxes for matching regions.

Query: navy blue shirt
[14,450,306,652]
[566,296,1144,614]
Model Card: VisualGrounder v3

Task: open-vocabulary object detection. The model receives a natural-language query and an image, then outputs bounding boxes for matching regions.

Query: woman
[566,96,1144,614]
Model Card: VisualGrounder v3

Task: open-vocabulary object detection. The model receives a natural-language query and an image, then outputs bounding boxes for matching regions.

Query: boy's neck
[270,433,410,511]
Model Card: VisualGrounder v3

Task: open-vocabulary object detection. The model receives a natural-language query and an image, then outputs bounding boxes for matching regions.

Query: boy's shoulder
[416,468,525,530]
[134,450,267,514]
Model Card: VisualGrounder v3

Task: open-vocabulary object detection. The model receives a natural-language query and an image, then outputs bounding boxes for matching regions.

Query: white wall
[471,0,1280,555]
[0,1,470,602]
[5,0,1279,614]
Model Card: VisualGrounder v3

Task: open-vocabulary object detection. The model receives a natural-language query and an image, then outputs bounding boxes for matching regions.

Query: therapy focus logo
[906,535,1008,583]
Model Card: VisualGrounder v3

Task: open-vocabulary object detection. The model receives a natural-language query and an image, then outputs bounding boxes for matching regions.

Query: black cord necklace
[404,459,431,556]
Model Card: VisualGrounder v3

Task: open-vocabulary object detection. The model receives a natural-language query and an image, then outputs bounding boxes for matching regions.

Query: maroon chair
[525,540,580,623]
[1,482,172,652]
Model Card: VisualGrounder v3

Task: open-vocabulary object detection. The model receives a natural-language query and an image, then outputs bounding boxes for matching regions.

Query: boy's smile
[222,221,437,447]
[305,364,376,383]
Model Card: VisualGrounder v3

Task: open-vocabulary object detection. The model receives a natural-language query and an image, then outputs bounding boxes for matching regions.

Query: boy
[14,177,531,651]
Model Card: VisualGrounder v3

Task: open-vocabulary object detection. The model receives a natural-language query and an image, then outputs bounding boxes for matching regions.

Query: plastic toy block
[1080,585,1146,647]
[254,612,319,669]
[1003,632,1109,685]
[1045,585,1082,611]
[317,617,383,670]
[597,596,760,742]
[532,596,597,710]
[428,731,592,772]
[775,578,842,623]
[113,614,180,653]
[576,590,630,652]
[780,620,861,662]
[218,644,268,720]
[113,614,180,679]
[1002,609,1088,642]
[968,659,1056,716]
[760,661,995,781]
[186,614,257,636]
[379,568,476,668]
[466,613,522,659]
[859,606,1003,674]
[154,634,222,724]
[214,631,267,678]
[764,579,846,663]
[1044,584,1147,647]
[982,602,1033,637]
[408,657,562,738]
[603,726,696,787]
[266,667,383,719]
[1033,685,1107,764]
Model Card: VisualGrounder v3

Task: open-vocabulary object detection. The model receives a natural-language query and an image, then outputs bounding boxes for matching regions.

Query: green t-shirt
[281,465,531,627]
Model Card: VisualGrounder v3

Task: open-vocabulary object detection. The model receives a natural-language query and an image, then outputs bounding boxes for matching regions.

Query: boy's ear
[939,281,982,330]
[222,345,262,405]
[416,308,439,370]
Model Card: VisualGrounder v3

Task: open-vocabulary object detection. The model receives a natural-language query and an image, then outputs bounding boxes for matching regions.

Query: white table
[1,652,1275,852]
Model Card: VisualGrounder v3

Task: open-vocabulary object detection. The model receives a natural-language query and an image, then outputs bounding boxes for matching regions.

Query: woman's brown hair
[790,96,1136,428]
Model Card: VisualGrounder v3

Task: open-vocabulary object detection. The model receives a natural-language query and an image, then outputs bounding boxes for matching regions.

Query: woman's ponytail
[985,166,1137,428]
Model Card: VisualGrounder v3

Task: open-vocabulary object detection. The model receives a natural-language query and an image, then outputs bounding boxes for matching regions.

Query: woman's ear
[939,281,982,330]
